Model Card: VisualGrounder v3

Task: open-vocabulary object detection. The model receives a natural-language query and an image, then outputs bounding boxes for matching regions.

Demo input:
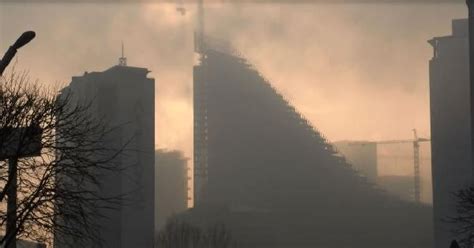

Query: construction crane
[195,0,205,54]
[175,0,204,54]
[174,0,205,206]
[374,129,430,203]
[176,0,186,15]
[342,129,430,203]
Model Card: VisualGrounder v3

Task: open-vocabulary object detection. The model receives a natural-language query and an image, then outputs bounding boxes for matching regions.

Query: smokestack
[468,0,474,181]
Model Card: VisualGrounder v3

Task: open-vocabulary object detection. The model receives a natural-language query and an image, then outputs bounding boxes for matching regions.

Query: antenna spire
[119,41,127,66]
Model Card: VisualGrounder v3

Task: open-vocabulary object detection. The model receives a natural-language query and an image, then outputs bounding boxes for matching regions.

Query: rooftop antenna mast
[119,41,127,66]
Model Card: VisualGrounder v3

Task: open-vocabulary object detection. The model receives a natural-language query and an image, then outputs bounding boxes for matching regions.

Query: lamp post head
[12,31,35,50]
[0,31,36,76]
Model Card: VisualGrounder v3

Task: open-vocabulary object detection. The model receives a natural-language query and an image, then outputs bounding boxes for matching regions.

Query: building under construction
[187,38,433,247]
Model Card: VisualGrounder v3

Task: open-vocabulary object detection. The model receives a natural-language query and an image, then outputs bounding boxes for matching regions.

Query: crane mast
[344,129,430,204]
[176,0,186,15]
[412,129,421,203]
[174,0,204,54]
[377,129,428,203]
[195,0,205,54]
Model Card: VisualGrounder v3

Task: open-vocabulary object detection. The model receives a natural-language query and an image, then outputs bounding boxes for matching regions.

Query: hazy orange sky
[0,2,467,203]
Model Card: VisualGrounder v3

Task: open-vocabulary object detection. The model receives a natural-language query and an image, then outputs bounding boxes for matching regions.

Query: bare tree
[0,70,127,247]
[450,187,474,247]
[156,218,235,248]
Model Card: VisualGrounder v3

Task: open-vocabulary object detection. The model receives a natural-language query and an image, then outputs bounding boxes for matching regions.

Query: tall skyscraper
[429,19,473,248]
[57,59,155,248]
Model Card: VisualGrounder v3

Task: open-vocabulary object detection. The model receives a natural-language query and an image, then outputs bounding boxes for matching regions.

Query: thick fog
[0,2,465,205]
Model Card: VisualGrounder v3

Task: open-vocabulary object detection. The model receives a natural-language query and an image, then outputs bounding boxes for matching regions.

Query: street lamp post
[5,158,18,248]
[1,127,42,248]
[0,31,36,248]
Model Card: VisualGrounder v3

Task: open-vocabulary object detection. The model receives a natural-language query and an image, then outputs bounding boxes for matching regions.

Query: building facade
[155,149,189,230]
[429,19,473,248]
[57,63,155,248]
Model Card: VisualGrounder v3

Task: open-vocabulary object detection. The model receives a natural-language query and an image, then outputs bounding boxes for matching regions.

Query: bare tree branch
[0,70,131,247]
[449,187,474,247]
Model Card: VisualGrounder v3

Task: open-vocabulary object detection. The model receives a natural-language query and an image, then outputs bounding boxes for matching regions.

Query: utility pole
[467,0,474,182]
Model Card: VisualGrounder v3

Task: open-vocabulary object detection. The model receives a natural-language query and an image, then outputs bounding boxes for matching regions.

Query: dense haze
[0,2,466,204]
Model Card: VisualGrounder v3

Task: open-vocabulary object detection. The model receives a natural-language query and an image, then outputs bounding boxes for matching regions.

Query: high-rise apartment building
[429,19,473,248]
[57,60,155,248]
